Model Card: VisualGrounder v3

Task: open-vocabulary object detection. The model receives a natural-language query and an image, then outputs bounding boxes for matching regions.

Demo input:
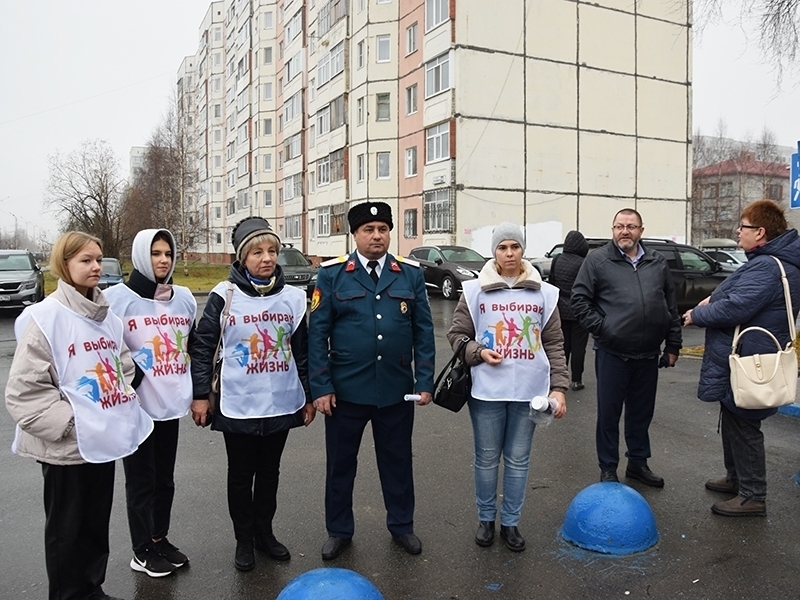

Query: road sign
[792,142,800,209]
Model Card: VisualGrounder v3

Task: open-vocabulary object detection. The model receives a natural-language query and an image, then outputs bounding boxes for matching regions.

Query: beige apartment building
[185,0,692,262]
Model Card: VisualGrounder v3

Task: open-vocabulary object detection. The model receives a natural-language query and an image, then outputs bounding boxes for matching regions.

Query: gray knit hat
[231,217,280,262]
[491,222,526,253]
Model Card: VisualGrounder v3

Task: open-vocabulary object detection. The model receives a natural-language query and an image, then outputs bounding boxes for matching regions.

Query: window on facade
[357,97,365,125]
[425,52,450,97]
[237,122,248,146]
[377,35,391,62]
[214,104,221,118]
[286,215,302,239]
[237,155,249,177]
[766,183,783,200]
[214,155,222,168]
[317,105,331,135]
[330,95,346,130]
[264,153,272,171]
[227,199,236,215]
[318,0,348,37]
[404,208,418,238]
[332,203,347,234]
[284,133,302,161]
[215,206,222,218]
[215,181,222,194]
[317,156,331,186]
[357,153,365,182]
[423,188,451,232]
[357,40,365,69]
[426,121,450,163]
[215,232,222,244]
[264,189,273,206]
[264,47,272,65]
[426,0,449,31]
[309,124,316,148]
[284,91,302,124]
[405,147,417,177]
[406,22,418,55]
[263,118,272,135]
[264,11,273,29]
[263,82,273,100]
[285,51,302,81]
[405,84,417,115]
[377,152,391,179]
[330,149,345,182]
[284,173,304,201]
[376,93,390,121]
[214,129,222,143]
[286,8,302,40]
[318,206,331,236]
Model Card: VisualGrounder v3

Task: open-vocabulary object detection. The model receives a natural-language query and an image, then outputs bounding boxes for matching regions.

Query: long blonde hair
[50,231,103,285]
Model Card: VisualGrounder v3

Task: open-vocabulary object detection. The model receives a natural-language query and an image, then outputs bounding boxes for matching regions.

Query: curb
[778,403,800,418]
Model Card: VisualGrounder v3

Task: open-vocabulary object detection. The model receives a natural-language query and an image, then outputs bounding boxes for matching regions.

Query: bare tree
[46,139,126,258]
[694,0,800,83]
[122,89,201,274]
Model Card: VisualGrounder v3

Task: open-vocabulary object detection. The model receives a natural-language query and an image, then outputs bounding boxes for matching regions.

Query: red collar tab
[345,259,356,272]
[390,260,401,272]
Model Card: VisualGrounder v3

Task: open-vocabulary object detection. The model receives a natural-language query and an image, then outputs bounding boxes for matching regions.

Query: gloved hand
[658,352,673,369]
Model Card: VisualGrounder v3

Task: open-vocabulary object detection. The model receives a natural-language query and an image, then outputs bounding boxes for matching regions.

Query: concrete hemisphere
[277,568,385,600]
[561,482,659,555]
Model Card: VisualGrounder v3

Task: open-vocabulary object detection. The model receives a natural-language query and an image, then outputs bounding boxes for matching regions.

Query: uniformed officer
[309,201,435,560]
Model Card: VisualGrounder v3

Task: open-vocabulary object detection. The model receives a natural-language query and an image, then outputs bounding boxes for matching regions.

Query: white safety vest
[105,285,197,420]
[15,298,153,463]
[211,282,307,419]
[462,280,559,402]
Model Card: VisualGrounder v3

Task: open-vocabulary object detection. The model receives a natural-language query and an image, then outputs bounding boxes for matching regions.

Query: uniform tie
[367,260,380,284]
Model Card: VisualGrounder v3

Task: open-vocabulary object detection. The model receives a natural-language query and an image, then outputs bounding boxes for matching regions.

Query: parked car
[534,238,732,313]
[700,239,747,269]
[279,244,318,299]
[408,245,488,300]
[0,249,45,309]
[98,258,126,290]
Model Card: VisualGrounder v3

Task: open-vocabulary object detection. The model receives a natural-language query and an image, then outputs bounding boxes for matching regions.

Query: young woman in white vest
[445,222,569,552]
[189,217,316,572]
[5,231,153,600]
[104,229,197,578]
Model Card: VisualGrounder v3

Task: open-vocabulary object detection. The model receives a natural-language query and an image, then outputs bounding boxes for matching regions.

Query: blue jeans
[468,399,535,526]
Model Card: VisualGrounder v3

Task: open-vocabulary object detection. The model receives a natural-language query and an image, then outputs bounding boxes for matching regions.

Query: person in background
[5,231,153,600]
[683,199,800,517]
[572,208,681,487]
[548,230,590,390]
[105,229,196,577]
[446,222,568,552]
[189,217,315,572]
[308,201,435,561]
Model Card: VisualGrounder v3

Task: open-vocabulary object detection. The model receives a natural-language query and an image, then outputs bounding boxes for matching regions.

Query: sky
[1,1,799,244]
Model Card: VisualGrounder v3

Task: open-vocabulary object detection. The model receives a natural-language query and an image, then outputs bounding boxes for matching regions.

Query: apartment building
[184,0,692,262]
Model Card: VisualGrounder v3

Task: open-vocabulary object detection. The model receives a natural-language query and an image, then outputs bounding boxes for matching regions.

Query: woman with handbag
[5,231,153,600]
[446,222,568,552]
[189,217,316,571]
[683,199,800,517]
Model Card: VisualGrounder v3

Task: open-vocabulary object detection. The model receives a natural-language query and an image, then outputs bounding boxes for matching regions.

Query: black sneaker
[130,549,176,578]
[154,538,188,568]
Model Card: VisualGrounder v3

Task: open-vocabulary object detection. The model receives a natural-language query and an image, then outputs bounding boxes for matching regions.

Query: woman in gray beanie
[190,217,316,572]
[446,222,568,552]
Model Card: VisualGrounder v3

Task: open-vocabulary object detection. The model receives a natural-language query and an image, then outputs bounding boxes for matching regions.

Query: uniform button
[376,294,381,300]
[377,355,382,360]
[377,334,383,340]
[377,314,382,319]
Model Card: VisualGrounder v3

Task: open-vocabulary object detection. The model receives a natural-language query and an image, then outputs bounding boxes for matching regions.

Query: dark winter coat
[190,262,311,436]
[691,229,800,420]
[571,240,682,359]
[548,230,589,322]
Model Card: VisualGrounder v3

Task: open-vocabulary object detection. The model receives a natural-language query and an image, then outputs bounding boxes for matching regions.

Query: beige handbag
[729,256,798,409]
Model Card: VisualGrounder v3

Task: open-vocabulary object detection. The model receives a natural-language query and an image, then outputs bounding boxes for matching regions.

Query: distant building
[129,146,147,184]
[180,0,693,262]
[692,153,792,242]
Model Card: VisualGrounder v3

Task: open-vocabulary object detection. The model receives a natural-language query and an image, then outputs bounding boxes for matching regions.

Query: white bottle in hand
[529,396,555,427]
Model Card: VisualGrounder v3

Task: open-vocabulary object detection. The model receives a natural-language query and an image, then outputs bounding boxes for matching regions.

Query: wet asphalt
[1,296,800,600]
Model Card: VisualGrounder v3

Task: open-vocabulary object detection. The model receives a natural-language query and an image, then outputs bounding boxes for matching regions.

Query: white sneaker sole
[130,557,175,578]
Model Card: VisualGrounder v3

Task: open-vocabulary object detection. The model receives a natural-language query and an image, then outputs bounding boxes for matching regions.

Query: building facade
[181,0,693,262]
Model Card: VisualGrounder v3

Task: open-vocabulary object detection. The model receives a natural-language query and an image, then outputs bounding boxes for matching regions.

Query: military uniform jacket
[308,252,435,408]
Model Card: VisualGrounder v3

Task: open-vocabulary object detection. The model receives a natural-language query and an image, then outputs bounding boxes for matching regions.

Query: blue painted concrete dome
[561,482,659,554]
[277,568,385,600]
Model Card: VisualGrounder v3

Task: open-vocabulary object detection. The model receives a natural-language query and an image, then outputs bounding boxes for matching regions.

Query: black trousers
[222,430,289,542]
[122,419,180,554]
[595,348,659,471]
[325,400,415,539]
[721,403,767,501]
[41,461,115,600]
[561,319,590,383]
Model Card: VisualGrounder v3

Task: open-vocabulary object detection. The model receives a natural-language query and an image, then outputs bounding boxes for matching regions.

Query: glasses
[738,223,760,230]
[612,224,642,232]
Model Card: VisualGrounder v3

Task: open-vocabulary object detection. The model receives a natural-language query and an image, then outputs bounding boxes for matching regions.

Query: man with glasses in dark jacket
[571,209,682,487]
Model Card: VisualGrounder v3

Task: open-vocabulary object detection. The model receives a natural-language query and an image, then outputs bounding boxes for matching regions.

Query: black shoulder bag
[433,336,472,413]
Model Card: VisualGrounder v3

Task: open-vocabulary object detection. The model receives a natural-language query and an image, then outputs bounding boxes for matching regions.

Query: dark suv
[0,250,45,310]
[535,238,732,313]
[408,245,488,300]
[279,245,318,299]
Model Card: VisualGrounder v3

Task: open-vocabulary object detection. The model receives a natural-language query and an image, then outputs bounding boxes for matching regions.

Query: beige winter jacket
[446,258,570,393]
[5,280,137,465]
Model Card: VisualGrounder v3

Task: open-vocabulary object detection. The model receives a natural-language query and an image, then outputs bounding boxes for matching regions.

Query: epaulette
[320,256,347,267]
[395,255,420,268]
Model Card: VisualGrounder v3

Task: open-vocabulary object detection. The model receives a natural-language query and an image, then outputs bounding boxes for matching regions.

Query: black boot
[475,521,495,547]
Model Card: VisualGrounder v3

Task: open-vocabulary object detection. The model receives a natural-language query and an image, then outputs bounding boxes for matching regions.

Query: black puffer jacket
[571,240,682,359]
[548,231,589,322]
[190,262,311,436]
